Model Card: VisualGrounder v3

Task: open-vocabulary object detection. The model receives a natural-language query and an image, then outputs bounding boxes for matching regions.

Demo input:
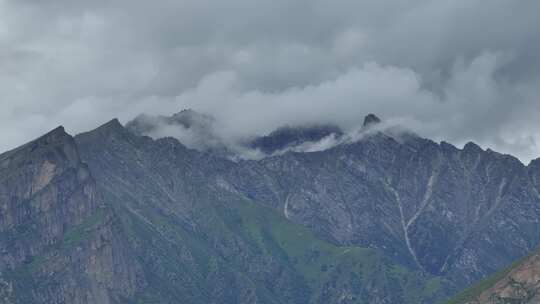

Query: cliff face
[0,127,141,304]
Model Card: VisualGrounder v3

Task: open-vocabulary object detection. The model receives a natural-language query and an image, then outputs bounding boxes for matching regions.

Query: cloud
[1,0,540,162]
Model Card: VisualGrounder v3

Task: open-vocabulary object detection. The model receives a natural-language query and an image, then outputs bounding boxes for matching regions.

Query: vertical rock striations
[73,119,448,304]
[0,126,141,304]
[3,112,540,303]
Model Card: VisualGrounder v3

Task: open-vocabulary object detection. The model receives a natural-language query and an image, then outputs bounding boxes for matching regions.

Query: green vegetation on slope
[445,247,540,304]
[100,180,452,303]
[0,209,108,304]
[215,197,449,303]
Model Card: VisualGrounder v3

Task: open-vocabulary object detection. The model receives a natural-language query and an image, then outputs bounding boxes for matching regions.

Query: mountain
[362,113,381,127]
[2,111,540,303]
[447,248,540,304]
[0,127,140,303]
[73,118,446,304]
[126,109,227,154]
[126,109,346,158]
[126,109,216,134]
[226,121,540,286]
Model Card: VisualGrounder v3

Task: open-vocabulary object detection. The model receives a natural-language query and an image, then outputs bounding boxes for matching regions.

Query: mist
[1,0,540,161]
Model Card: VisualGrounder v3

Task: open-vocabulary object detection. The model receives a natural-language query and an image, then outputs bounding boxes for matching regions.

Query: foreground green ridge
[446,248,540,304]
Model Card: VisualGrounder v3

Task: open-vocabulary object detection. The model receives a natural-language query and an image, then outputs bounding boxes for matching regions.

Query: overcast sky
[1,0,540,162]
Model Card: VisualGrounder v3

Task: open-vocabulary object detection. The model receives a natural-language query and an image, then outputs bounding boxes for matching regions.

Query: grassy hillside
[110,187,451,303]
[445,248,540,304]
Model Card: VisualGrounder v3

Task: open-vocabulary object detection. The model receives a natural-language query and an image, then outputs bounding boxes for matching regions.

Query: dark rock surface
[2,112,540,303]
[363,114,381,127]
[74,118,444,304]
[227,125,540,288]
[0,126,141,304]
[249,124,344,155]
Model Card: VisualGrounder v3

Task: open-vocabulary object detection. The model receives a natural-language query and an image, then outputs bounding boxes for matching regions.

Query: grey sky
[1,0,540,161]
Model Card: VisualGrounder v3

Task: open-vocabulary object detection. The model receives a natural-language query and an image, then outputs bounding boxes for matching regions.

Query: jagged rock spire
[363,113,381,127]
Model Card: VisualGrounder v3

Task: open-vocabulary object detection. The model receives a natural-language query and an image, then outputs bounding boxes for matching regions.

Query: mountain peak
[0,124,81,172]
[170,109,215,128]
[34,126,70,145]
[44,125,66,135]
[75,118,133,147]
[0,125,72,159]
[126,109,215,137]
[90,118,128,137]
[463,141,483,154]
[363,114,381,127]
[99,118,123,131]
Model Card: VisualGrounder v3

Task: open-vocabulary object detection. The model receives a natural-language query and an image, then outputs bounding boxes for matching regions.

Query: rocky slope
[0,127,141,304]
[74,118,446,304]
[224,117,540,288]
[447,248,540,304]
[3,111,540,303]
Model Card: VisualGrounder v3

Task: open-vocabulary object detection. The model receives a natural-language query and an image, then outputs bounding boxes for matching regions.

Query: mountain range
[1,110,540,303]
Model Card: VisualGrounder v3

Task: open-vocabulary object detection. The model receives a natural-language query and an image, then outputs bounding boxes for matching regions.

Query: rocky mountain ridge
[74,117,446,303]
[0,126,141,303]
[2,112,540,303]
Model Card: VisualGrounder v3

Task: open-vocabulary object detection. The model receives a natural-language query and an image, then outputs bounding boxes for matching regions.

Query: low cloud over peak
[123,109,420,160]
[1,0,540,162]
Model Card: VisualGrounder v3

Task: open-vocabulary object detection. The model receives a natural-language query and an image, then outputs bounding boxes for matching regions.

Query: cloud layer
[1,0,540,161]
